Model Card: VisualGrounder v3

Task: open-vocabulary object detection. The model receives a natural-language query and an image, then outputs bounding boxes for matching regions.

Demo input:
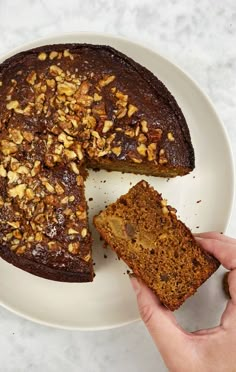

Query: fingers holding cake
[195,233,236,271]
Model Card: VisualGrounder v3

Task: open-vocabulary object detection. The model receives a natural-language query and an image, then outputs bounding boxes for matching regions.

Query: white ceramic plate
[0,33,234,330]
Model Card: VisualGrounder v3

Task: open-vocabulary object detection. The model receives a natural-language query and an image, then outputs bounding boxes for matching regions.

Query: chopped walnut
[99,75,116,87]
[49,51,58,60]
[6,100,19,111]
[128,104,138,117]
[8,184,27,199]
[57,81,76,96]
[0,164,6,177]
[112,146,122,156]
[10,129,24,145]
[147,143,157,161]
[68,242,80,254]
[68,228,79,235]
[94,93,102,101]
[137,144,147,157]
[167,132,175,141]
[70,162,80,174]
[38,52,47,61]
[102,120,113,133]
[26,71,37,85]
[141,120,148,133]
[64,49,74,60]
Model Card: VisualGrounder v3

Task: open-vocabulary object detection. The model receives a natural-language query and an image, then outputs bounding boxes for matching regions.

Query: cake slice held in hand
[94,180,220,310]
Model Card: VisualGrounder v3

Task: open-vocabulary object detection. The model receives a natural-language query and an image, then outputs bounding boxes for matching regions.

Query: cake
[94,180,219,310]
[0,44,195,281]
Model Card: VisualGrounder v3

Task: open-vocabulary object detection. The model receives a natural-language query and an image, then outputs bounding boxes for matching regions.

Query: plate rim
[0,31,234,330]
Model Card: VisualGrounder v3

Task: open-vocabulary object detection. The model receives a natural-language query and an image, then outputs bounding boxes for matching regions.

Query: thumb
[130,276,192,364]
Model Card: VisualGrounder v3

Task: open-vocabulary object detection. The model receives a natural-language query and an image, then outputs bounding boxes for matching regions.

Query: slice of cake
[94,180,219,310]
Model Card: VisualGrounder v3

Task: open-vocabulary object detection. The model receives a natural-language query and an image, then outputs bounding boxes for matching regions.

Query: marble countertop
[0,0,235,371]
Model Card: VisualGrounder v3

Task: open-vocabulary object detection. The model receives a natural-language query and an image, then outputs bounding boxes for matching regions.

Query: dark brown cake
[94,181,219,310]
[0,44,195,281]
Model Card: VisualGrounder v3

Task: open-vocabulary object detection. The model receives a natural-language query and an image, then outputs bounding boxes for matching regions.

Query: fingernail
[129,274,141,295]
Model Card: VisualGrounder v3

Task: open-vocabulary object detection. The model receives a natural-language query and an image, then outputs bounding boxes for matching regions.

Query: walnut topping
[102,120,113,133]
[159,149,168,164]
[68,242,80,254]
[112,146,122,156]
[10,129,24,144]
[68,228,79,235]
[57,81,76,96]
[128,152,142,163]
[23,131,34,142]
[161,199,167,207]
[70,162,80,174]
[135,125,140,137]
[61,196,69,204]
[64,149,77,160]
[58,132,74,148]
[49,65,63,76]
[76,175,84,186]
[46,79,56,88]
[31,161,41,177]
[13,230,22,239]
[82,253,91,262]
[116,107,127,119]
[44,182,55,193]
[8,184,27,199]
[48,241,58,250]
[167,132,175,141]
[16,165,30,174]
[25,188,35,200]
[115,91,128,102]
[0,164,6,177]
[49,51,58,60]
[74,144,83,160]
[7,171,19,183]
[1,140,18,155]
[7,221,20,229]
[6,100,19,111]
[147,143,157,161]
[26,71,37,85]
[35,232,43,242]
[38,52,47,61]
[137,143,147,157]
[0,81,2,87]
[128,104,138,117]
[16,246,26,254]
[125,129,135,138]
[99,75,116,87]
[141,120,148,133]
[81,228,87,238]
[55,183,64,195]
[63,49,74,60]
[138,133,147,143]
[162,206,169,215]
[94,93,102,101]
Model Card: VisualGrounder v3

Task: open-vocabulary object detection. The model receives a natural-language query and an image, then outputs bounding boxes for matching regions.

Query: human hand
[130,232,236,372]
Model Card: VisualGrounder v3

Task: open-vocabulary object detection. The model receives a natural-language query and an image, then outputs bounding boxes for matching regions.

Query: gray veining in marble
[0,0,235,371]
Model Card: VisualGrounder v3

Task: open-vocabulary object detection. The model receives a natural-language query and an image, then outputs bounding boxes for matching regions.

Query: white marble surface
[0,0,235,371]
